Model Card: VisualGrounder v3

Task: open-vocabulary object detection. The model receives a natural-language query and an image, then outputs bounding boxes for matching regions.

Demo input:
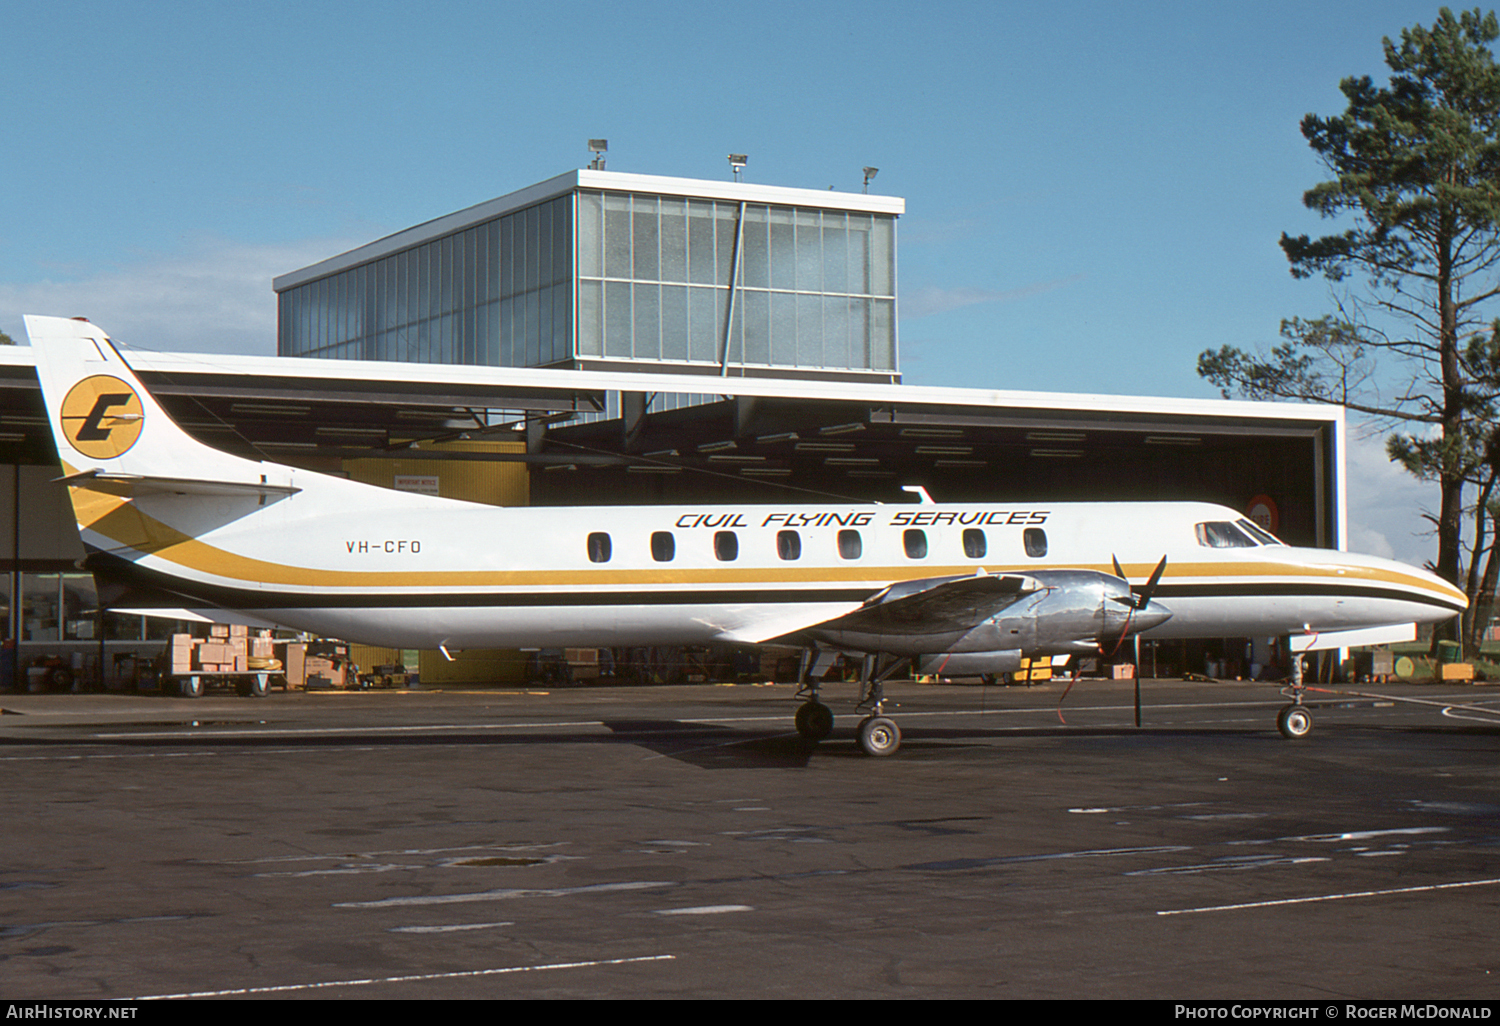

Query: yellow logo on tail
[60,375,144,459]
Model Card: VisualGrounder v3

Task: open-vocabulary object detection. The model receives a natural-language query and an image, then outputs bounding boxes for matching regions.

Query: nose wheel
[1277,704,1313,739]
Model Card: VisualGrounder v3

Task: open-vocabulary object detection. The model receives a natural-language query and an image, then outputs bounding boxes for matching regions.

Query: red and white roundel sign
[1246,494,1279,533]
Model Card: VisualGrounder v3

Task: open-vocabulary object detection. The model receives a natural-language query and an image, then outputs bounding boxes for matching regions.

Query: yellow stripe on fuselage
[65,485,1463,604]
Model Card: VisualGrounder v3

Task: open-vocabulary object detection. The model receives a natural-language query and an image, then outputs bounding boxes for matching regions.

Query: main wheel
[794,701,834,741]
[857,716,901,757]
[1277,704,1312,739]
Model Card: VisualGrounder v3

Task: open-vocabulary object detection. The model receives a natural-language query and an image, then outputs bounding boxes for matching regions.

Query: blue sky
[0,0,1480,564]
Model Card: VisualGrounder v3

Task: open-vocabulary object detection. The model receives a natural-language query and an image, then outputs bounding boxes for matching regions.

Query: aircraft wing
[810,572,1041,636]
[714,572,1042,647]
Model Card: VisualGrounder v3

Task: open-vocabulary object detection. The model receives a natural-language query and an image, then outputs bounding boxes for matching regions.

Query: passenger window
[651,531,675,562]
[1023,528,1047,558]
[838,529,862,559]
[962,528,987,558]
[587,532,612,563]
[715,531,738,561]
[903,529,928,559]
[777,530,801,560]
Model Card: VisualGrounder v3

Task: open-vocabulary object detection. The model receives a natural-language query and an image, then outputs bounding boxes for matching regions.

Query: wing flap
[709,601,868,646]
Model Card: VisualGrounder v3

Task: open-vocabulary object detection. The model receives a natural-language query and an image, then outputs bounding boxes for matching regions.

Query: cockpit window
[1237,518,1284,546]
[1195,521,1257,548]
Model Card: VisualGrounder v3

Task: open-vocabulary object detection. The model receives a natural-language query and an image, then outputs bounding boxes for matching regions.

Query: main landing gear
[794,652,908,757]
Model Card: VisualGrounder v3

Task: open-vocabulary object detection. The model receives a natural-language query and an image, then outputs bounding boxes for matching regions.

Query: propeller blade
[1111,555,1168,610]
[1139,555,1168,608]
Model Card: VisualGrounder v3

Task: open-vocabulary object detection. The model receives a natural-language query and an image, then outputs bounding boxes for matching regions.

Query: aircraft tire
[794,701,834,741]
[1276,704,1312,740]
[857,716,901,757]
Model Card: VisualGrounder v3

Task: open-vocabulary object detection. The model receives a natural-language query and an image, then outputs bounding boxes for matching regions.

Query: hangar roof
[0,340,1342,440]
[0,341,1346,547]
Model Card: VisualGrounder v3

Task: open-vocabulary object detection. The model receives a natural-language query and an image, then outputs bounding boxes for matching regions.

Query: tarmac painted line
[652,905,753,915]
[389,921,514,933]
[128,954,676,999]
[1156,876,1500,916]
[336,880,677,908]
[74,700,1288,740]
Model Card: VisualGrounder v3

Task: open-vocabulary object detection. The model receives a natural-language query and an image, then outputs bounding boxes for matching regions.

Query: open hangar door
[529,394,1333,549]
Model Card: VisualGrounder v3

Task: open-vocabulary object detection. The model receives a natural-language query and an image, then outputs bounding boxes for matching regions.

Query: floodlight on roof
[728,153,748,181]
[863,166,879,192]
[588,139,607,170]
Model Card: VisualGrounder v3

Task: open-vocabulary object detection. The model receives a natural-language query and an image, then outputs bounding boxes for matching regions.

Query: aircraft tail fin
[26,314,275,487]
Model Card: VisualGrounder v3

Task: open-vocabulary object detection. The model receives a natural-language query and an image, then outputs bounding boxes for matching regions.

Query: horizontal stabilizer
[57,469,301,499]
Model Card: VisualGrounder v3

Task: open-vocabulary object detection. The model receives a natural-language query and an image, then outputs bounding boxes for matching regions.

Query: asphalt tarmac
[3,677,1500,1000]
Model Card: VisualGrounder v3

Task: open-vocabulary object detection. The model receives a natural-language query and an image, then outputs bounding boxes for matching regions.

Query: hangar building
[0,167,1348,686]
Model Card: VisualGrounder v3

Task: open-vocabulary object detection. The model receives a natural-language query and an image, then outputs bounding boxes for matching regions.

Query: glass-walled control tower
[274,170,903,383]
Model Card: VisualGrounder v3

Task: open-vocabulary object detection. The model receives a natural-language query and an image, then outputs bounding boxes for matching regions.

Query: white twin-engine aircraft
[26,314,1467,755]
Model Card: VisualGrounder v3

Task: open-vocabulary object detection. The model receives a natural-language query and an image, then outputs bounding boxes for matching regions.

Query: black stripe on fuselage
[1147,581,1466,616]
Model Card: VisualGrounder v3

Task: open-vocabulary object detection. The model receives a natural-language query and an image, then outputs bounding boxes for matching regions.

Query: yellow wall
[343,437,529,506]
[343,439,530,685]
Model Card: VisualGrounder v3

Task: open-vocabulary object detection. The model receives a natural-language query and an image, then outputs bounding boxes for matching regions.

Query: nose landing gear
[1277,643,1313,739]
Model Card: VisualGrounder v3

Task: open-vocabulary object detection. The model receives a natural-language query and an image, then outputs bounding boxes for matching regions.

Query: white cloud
[1344,420,1435,569]
[0,236,365,355]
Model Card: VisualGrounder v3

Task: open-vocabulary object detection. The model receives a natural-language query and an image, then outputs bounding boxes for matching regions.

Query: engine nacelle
[813,569,1171,660]
[914,650,1023,676]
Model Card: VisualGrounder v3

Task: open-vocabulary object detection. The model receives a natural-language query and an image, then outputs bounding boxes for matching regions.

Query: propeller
[1108,555,1168,730]
[1111,554,1167,611]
